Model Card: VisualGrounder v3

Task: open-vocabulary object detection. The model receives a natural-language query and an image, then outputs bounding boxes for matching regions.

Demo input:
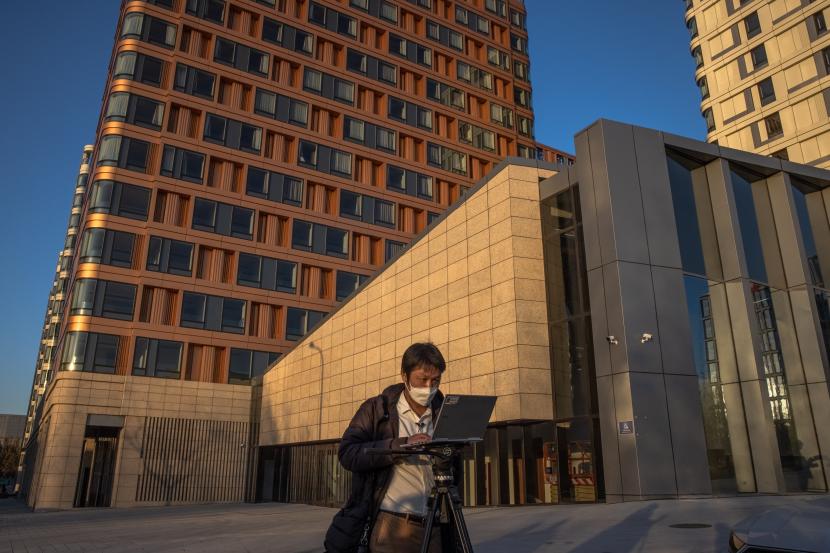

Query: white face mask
[406,381,438,407]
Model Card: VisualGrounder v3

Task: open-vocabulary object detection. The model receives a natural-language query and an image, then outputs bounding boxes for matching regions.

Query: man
[324,342,457,553]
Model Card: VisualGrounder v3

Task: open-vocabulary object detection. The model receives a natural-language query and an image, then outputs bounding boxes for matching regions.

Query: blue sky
[0,0,703,415]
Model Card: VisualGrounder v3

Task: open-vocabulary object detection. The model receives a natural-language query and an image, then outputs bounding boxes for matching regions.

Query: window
[246,166,304,206]
[514,87,531,108]
[485,0,506,17]
[427,212,440,225]
[186,0,224,20]
[758,77,775,105]
[389,34,432,67]
[764,112,783,138]
[426,20,463,52]
[291,219,349,258]
[428,143,468,175]
[213,37,270,76]
[113,52,164,86]
[771,148,789,161]
[339,190,395,227]
[750,44,768,69]
[491,103,514,129]
[823,46,830,73]
[105,92,164,130]
[192,197,254,240]
[517,116,534,138]
[180,292,246,334]
[262,18,314,56]
[697,76,709,100]
[228,348,280,384]
[510,33,527,54]
[343,117,396,153]
[387,97,433,131]
[308,2,357,38]
[174,63,216,99]
[513,60,529,81]
[121,12,177,48]
[703,108,715,132]
[692,46,704,68]
[132,338,183,379]
[426,79,465,110]
[302,68,354,105]
[687,16,698,38]
[488,46,510,70]
[744,11,761,38]
[88,181,150,220]
[254,88,308,127]
[161,145,205,183]
[285,308,326,341]
[335,271,368,301]
[456,62,494,92]
[386,165,434,200]
[455,6,490,35]
[326,227,348,256]
[96,135,150,172]
[186,0,225,24]
[509,9,526,29]
[459,122,496,152]
[816,11,828,36]
[70,278,136,321]
[60,332,119,374]
[203,114,262,153]
[237,252,297,293]
[79,228,135,268]
[298,140,352,177]
[385,240,406,262]
[147,236,194,276]
[346,49,397,85]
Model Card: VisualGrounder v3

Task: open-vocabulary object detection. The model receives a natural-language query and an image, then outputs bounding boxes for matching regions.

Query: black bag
[324,397,389,553]
[323,474,375,553]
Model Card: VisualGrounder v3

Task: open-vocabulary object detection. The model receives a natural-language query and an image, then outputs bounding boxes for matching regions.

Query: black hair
[401,342,446,377]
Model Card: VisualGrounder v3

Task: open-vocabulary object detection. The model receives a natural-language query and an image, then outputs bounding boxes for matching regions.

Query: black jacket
[324,383,459,552]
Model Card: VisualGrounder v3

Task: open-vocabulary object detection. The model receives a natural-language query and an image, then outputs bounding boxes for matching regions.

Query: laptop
[403,394,497,447]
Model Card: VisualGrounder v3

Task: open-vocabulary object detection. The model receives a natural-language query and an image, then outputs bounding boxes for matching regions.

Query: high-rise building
[687,0,830,167]
[20,0,572,509]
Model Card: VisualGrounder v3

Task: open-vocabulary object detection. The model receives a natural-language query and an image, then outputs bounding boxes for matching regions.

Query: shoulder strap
[373,395,389,439]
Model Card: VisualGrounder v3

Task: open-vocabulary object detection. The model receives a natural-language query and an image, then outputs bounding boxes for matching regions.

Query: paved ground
[0,495,824,553]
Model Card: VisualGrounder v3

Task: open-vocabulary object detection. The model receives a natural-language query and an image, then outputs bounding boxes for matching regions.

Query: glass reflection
[668,154,707,276]
[731,171,768,283]
[684,276,737,493]
[792,184,826,288]
[751,284,826,491]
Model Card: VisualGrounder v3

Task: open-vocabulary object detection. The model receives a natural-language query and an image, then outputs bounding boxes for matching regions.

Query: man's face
[404,364,442,390]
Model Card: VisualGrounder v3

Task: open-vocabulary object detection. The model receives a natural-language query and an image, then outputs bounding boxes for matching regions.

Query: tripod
[367,442,476,553]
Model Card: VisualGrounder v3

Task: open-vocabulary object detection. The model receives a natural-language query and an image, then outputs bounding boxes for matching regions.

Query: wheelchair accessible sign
[618,421,634,435]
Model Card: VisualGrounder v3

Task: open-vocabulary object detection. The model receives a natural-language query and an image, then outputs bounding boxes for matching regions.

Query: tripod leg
[446,490,475,553]
[420,489,441,553]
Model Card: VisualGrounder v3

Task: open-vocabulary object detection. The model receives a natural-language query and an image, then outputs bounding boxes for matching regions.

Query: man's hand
[406,433,431,445]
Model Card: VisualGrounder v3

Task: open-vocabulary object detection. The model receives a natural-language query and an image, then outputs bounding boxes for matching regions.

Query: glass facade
[539,183,602,504]
[683,276,738,494]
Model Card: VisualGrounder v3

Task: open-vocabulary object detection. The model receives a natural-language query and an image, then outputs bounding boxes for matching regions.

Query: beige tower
[688,0,830,167]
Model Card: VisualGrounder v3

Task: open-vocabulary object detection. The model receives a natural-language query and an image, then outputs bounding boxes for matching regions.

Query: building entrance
[73,426,119,508]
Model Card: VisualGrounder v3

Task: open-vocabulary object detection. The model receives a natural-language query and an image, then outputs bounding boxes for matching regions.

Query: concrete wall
[259,163,558,446]
[27,371,257,510]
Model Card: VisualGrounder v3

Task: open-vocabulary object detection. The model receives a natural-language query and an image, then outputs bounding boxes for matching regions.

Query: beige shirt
[379,393,435,515]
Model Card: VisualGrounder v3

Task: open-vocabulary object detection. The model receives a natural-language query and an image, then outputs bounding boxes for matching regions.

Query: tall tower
[688,0,830,167]
[21,0,569,508]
